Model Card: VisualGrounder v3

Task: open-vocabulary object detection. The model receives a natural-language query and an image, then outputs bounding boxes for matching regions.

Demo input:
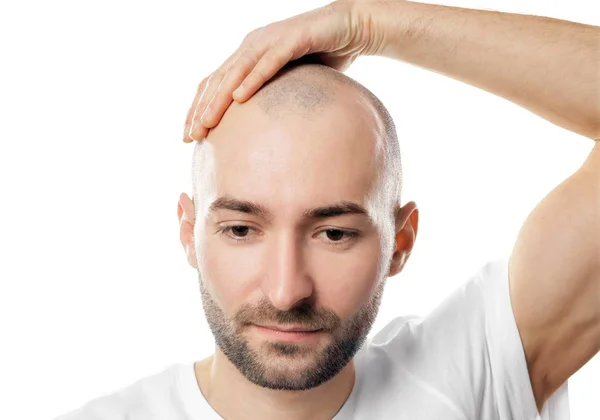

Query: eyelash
[216,225,360,247]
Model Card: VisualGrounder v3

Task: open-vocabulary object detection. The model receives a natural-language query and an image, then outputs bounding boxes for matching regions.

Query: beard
[198,274,384,392]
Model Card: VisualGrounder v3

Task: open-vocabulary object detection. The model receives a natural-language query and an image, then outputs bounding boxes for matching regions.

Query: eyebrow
[208,195,370,222]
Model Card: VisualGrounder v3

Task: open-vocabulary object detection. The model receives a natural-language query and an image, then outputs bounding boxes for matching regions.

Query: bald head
[191,61,403,259]
[250,61,400,174]
[193,62,401,203]
[185,63,411,388]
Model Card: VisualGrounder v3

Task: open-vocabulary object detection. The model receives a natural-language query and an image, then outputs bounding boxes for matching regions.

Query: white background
[0,0,598,419]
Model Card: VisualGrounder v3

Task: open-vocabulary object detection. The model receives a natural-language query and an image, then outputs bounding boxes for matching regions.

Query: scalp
[192,59,404,228]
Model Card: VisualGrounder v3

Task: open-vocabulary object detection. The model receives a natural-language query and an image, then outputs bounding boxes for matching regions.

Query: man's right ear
[177,193,197,268]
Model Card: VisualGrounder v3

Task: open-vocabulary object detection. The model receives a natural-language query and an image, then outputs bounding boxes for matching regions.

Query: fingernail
[188,123,200,141]
[183,123,190,142]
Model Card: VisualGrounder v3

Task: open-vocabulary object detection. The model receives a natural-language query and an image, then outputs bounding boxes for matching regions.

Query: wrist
[350,0,413,57]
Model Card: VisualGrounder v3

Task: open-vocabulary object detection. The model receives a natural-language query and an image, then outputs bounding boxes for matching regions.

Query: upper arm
[509,141,600,413]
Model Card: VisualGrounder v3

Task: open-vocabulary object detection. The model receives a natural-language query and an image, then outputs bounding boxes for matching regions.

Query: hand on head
[183,0,382,143]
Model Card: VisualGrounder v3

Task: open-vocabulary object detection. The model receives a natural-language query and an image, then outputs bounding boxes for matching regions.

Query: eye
[218,225,257,242]
[230,226,250,237]
[317,228,359,245]
[325,229,344,241]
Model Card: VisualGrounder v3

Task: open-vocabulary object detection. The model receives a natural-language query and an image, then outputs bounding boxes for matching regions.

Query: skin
[184,1,598,143]
[177,83,419,420]
[182,1,599,414]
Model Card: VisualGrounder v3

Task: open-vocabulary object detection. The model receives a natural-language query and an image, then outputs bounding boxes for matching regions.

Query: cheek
[311,236,384,318]
[199,233,264,313]
[197,226,384,319]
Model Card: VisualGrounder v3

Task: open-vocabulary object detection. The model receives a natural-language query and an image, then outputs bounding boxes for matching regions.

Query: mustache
[233,298,342,332]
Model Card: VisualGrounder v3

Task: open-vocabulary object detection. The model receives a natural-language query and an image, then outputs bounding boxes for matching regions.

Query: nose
[262,230,314,312]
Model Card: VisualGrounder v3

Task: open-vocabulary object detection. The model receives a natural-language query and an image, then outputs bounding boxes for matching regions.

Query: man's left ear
[388,201,419,277]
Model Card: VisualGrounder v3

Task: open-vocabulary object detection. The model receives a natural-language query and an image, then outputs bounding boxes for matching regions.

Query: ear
[388,201,419,277]
[177,192,198,269]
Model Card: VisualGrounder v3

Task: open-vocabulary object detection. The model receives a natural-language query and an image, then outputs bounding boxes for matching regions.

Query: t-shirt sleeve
[371,257,570,420]
[476,257,570,420]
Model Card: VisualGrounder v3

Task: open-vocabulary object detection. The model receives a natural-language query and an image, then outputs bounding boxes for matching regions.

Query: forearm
[361,1,600,140]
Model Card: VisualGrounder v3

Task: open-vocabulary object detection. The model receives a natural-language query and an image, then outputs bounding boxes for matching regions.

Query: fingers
[196,39,302,134]
[233,41,300,103]
[184,17,317,143]
[184,48,245,142]
[196,52,261,129]
[183,77,209,143]
[186,73,222,141]
[191,41,268,132]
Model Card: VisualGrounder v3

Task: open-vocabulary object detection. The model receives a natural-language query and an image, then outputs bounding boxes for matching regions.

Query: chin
[249,361,328,392]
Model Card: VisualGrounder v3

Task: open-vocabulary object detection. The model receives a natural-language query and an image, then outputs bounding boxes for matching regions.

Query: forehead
[201,100,383,216]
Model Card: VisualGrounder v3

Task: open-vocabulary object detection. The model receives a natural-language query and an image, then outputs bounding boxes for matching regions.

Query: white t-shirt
[55,257,570,420]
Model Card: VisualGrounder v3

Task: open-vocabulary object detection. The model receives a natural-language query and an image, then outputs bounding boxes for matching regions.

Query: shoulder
[55,364,184,420]
[366,258,507,356]
[357,257,570,419]
[353,258,513,415]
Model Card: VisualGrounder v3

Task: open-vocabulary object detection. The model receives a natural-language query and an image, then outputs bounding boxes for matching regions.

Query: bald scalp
[192,58,403,227]
[253,65,333,117]
[253,59,400,157]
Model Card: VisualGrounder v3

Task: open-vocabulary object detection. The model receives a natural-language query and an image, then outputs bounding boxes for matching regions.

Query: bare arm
[183,1,600,413]
[365,0,600,140]
[185,1,600,143]
[358,2,600,412]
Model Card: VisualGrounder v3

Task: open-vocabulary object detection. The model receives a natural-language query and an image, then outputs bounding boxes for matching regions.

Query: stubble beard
[198,276,385,391]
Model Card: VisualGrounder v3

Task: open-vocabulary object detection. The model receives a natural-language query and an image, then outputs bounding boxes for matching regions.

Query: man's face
[193,97,391,391]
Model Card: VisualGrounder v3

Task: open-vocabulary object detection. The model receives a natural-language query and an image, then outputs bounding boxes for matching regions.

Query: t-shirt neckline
[175,349,365,420]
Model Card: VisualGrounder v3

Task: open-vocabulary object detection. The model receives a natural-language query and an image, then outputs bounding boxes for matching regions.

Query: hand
[183,0,381,143]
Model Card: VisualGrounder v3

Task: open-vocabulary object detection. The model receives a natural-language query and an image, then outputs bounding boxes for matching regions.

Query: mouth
[257,324,321,332]
[252,324,324,342]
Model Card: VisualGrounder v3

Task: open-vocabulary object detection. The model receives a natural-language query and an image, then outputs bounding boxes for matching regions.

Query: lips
[251,324,325,343]
[257,324,321,333]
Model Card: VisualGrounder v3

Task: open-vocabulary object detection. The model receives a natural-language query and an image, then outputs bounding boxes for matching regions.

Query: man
[58,1,599,419]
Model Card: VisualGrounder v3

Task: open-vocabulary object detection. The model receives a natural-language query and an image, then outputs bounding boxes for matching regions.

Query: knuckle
[209,70,224,82]
[296,27,311,48]
[252,65,269,82]
[264,50,285,69]
[239,49,254,61]
[244,27,263,43]
[235,52,259,70]
[213,66,229,79]
[322,2,336,15]
[264,22,277,33]
[289,35,306,57]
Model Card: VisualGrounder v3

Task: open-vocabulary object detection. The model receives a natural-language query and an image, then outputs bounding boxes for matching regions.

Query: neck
[194,348,356,420]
